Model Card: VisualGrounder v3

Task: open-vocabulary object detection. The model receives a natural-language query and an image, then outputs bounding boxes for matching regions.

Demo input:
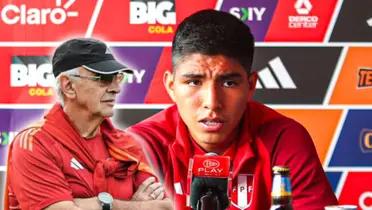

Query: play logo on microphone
[203,159,220,168]
[192,155,230,177]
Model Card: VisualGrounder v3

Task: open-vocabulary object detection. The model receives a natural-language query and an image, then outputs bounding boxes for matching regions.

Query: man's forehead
[174,53,247,75]
[79,66,94,74]
[80,66,101,75]
[178,71,245,79]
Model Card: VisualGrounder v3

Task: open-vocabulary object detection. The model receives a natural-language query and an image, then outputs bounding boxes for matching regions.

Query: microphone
[187,153,231,210]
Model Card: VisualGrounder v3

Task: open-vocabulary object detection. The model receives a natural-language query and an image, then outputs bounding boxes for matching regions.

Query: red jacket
[5,104,153,210]
[129,101,338,210]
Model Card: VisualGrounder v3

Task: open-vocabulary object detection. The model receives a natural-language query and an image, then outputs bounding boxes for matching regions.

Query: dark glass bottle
[270,166,294,210]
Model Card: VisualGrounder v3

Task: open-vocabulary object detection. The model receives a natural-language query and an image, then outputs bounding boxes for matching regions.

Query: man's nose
[107,80,121,94]
[202,84,222,111]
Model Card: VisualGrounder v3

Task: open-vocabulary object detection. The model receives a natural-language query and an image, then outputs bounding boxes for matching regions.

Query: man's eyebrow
[180,73,205,78]
[219,72,243,80]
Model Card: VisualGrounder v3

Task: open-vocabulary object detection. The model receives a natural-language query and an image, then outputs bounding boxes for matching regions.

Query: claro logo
[129,0,176,34]
[0,0,78,25]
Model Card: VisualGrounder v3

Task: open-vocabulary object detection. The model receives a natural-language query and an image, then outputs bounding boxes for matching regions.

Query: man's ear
[248,71,257,90]
[60,75,76,100]
[163,70,176,102]
[247,71,257,99]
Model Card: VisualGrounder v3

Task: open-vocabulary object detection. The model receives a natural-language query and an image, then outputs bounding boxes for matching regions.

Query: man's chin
[101,110,114,118]
[196,136,226,147]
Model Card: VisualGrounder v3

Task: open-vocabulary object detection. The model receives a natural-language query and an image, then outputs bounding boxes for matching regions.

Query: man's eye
[223,80,238,87]
[186,80,201,86]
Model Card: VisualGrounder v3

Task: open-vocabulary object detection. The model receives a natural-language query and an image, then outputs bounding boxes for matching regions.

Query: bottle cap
[272,166,290,174]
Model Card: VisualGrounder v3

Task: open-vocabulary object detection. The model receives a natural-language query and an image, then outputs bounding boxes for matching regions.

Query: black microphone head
[190,177,229,210]
[197,190,220,210]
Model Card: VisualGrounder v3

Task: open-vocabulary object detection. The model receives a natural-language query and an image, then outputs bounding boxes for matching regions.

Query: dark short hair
[172,9,255,73]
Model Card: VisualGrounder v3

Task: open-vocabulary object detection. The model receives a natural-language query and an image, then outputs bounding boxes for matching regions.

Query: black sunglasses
[69,72,126,85]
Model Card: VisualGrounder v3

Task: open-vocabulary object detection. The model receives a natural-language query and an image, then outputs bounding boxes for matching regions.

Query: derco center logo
[130,0,176,34]
[295,0,312,15]
[0,0,78,25]
[289,0,318,28]
[11,56,55,97]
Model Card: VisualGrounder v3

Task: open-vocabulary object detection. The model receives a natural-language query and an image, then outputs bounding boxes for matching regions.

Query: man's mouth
[101,99,115,105]
[199,118,224,132]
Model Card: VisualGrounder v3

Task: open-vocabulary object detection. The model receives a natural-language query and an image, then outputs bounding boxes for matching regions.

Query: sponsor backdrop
[0,0,371,209]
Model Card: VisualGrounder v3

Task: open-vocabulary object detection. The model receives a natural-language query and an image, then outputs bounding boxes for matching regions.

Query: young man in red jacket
[129,9,338,210]
[5,38,172,210]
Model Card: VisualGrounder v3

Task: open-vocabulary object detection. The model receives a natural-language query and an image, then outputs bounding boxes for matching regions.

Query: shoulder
[248,102,312,151]
[128,105,179,145]
[11,123,62,165]
[11,127,41,153]
[248,101,304,135]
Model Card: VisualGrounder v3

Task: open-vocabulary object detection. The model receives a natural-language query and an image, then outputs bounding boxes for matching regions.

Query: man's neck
[195,130,240,155]
[63,105,102,138]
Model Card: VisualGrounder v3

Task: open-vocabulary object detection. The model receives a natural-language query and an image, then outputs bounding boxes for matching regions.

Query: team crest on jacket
[231,174,254,209]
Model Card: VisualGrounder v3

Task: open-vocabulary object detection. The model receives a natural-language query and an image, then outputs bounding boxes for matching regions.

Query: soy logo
[0,0,78,25]
[10,56,55,97]
[229,7,266,22]
[129,0,176,34]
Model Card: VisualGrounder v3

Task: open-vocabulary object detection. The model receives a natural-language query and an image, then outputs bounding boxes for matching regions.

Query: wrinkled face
[164,53,257,153]
[71,67,122,118]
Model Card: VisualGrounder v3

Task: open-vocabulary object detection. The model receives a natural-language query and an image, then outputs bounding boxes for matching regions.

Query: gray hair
[54,67,79,106]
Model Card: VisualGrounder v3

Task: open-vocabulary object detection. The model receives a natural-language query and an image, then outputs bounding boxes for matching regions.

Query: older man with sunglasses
[4,38,172,210]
